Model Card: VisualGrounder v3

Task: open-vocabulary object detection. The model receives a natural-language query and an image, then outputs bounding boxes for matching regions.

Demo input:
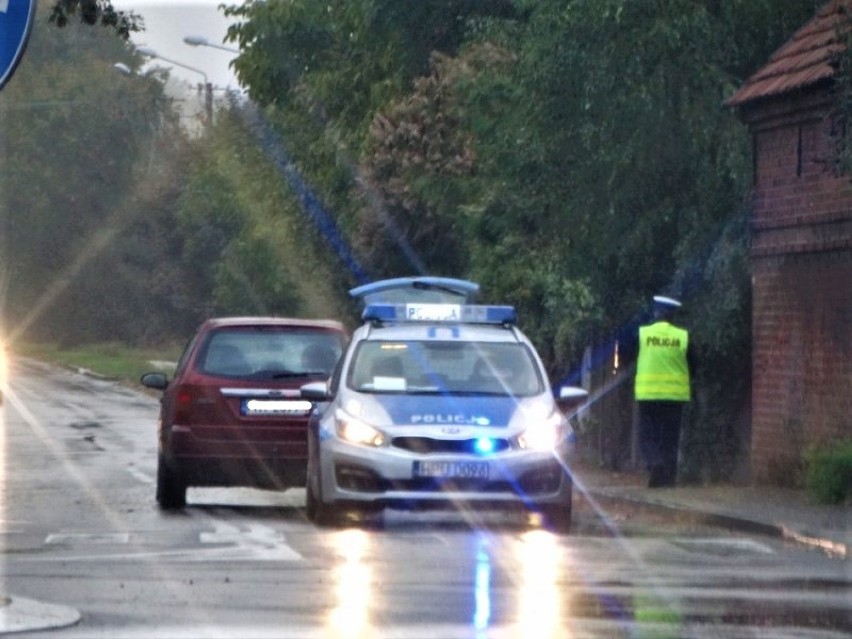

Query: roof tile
[725,0,852,107]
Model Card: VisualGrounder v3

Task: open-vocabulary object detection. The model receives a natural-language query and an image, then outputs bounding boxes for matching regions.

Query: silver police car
[301,277,586,531]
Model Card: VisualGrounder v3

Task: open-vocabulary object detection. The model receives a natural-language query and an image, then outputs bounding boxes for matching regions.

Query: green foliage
[805,440,852,505]
[48,0,142,39]
[211,234,302,316]
[0,10,188,346]
[355,45,510,278]
[677,211,752,482]
[175,106,357,323]
[225,0,526,141]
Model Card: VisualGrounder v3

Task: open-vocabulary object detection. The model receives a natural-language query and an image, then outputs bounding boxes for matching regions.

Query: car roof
[200,316,347,332]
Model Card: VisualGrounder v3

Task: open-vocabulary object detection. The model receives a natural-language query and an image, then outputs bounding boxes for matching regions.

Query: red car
[141,317,347,509]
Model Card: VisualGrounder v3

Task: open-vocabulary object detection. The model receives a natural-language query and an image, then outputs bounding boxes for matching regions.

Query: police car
[300,277,586,531]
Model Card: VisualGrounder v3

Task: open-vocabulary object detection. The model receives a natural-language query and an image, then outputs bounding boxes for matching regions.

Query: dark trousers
[637,401,684,487]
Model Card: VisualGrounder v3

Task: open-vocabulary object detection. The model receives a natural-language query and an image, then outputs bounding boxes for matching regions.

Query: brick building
[725,0,852,484]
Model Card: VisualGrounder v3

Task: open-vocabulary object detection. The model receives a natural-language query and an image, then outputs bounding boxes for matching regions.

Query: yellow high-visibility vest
[634,321,691,401]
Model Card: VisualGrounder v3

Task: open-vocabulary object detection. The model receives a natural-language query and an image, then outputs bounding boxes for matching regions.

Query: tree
[48,0,141,39]
[0,9,190,345]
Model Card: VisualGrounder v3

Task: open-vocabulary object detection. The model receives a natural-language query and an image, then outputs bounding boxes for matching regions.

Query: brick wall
[742,91,852,484]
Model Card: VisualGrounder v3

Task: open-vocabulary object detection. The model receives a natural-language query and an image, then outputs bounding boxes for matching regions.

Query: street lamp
[135,46,212,124]
[183,35,240,55]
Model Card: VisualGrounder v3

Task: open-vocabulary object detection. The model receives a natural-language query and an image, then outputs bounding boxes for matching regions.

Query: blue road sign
[1,0,37,91]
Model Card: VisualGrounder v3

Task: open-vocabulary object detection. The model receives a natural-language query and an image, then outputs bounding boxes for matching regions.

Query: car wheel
[539,495,572,534]
[156,455,187,510]
[312,490,340,528]
[305,473,319,523]
[351,503,384,529]
[307,471,341,527]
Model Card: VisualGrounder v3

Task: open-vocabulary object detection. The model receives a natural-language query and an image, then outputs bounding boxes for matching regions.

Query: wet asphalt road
[0,357,849,638]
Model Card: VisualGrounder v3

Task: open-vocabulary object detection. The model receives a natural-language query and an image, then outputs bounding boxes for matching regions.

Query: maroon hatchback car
[141,317,347,509]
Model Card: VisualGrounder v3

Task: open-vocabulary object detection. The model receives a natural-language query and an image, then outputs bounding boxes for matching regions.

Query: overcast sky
[112,0,241,90]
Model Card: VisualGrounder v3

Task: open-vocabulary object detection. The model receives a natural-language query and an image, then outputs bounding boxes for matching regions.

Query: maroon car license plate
[413,461,489,479]
[241,399,312,416]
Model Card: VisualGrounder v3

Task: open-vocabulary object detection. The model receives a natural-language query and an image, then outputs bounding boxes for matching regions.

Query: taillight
[173,384,197,424]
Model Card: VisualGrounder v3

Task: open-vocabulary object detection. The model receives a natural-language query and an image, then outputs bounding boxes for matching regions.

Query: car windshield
[200,329,343,380]
[347,340,543,396]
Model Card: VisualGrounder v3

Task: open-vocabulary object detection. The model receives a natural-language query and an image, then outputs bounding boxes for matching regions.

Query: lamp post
[183,36,244,103]
[135,46,212,125]
[112,62,132,76]
[183,35,240,55]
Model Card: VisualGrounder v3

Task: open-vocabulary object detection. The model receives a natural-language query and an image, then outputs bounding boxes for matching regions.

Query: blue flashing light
[481,306,516,325]
[362,303,516,325]
[362,304,402,323]
[474,437,496,455]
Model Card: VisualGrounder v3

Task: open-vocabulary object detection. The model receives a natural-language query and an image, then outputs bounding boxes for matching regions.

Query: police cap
[653,295,682,309]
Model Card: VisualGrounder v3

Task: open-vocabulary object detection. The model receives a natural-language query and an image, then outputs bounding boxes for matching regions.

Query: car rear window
[199,328,344,380]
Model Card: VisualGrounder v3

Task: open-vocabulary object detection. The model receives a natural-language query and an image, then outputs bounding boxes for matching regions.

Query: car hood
[343,392,555,431]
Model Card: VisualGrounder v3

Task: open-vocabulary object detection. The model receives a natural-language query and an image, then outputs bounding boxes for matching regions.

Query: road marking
[126,465,153,484]
[198,520,303,561]
[45,533,130,545]
[36,517,302,562]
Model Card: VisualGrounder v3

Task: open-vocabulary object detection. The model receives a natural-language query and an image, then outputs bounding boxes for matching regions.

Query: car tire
[305,463,334,526]
[351,503,384,529]
[305,473,319,523]
[540,496,572,534]
[156,455,187,510]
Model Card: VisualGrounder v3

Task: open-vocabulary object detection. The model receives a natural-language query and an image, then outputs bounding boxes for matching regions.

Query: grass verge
[805,439,852,505]
[13,341,181,386]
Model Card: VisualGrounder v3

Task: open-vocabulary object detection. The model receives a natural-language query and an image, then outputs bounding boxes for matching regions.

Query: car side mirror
[140,372,169,391]
[556,386,588,414]
[300,381,330,401]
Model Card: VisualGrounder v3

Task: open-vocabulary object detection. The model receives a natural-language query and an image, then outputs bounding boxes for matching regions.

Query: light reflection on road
[514,529,566,638]
[472,528,571,638]
[473,534,491,633]
[328,529,374,638]
[322,521,576,638]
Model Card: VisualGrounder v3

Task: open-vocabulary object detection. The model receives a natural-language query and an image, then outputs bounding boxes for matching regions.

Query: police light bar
[363,303,516,325]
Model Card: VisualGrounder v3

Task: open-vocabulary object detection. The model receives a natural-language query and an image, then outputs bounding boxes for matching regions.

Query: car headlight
[517,411,566,451]
[335,408,385,447]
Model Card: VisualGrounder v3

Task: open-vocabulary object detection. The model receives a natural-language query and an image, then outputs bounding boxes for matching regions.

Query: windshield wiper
[266,370,316,379]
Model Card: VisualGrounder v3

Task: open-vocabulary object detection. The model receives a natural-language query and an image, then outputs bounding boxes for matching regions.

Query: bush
[805,440,852,505]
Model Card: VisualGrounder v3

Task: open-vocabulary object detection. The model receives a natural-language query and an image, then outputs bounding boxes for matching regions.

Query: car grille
[391,436,511,454]
[334,462,564,495]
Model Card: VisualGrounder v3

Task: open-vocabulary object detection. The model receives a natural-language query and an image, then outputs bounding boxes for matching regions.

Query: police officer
[634,295,692,487]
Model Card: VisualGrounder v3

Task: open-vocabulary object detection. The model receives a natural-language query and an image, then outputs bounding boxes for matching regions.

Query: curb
[68,366,119,382]
[587,488,848,559]
[0,596,80,635]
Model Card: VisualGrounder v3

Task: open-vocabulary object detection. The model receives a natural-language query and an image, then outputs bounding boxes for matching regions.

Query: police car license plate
[413,461,489,479]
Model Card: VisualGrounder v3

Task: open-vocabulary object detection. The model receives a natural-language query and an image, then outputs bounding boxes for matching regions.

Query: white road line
[45,533,130,545]
[126,465,153,484]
